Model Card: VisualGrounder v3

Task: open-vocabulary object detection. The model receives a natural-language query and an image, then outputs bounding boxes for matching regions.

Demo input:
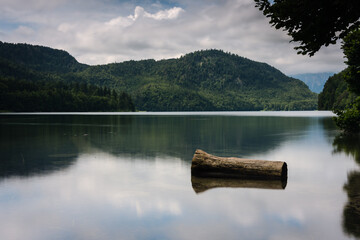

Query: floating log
[191,176,287,193]
[191,149,287,180]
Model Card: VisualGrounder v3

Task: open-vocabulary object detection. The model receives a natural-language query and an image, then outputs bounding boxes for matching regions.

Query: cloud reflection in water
[0,143,354,240]
[0,114,358,240]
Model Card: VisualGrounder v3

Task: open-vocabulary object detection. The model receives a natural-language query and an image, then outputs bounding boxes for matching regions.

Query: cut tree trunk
[191,149,287,180]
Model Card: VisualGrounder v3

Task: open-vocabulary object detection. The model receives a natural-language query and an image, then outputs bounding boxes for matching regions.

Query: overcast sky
[0,0,346,75]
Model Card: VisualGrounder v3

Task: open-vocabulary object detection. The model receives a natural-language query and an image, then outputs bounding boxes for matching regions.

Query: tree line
[0,78,135,112]
[0,42,318,112]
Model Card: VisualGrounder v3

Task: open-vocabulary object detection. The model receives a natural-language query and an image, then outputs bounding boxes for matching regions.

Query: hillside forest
[0,41,318,112]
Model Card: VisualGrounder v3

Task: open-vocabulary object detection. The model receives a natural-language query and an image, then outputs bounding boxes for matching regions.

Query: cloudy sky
[0,0,346,75]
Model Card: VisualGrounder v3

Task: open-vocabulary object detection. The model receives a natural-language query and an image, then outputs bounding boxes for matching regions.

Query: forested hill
[0,41,88,73]
[0,42,134,112]
[0,42,317,111]
[318,69,357,110]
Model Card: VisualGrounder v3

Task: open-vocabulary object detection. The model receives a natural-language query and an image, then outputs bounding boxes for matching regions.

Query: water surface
[0,112,359,240]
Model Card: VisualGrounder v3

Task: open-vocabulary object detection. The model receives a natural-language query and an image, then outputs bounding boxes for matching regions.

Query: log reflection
[191,175,287,194]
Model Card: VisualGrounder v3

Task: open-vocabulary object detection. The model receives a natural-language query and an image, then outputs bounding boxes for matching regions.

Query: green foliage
[79,49,318,111]
[0,78,135,112]
[342,29,360,95]
[134,83,214,111]
[318,70,357,110]
[0,43,318,111]
[333,97,360,134]
[254,0,360,56]
[0,41,88,73]
[255,1,360,132]
[329,29,360,133]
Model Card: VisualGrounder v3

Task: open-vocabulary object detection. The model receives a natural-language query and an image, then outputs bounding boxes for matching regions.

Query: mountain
[0,42,134,112]
[79,49,318,111]
[0,42,318,111]
[0,41,88,73]
[318,69,357,110]
[291,72,335,93]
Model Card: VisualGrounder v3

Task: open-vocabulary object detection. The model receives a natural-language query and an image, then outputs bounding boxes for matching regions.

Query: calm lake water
[0,112,359,240]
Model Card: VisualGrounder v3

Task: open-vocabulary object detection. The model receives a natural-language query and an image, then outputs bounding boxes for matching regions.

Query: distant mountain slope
[78,50,318,110]
[318,69,357,110]
[0,42,318,111]
[0,41,88,73]
[0,42,134,112]
[291,72,335,93]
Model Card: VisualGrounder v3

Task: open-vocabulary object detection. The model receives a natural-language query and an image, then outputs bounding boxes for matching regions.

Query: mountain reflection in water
[0,114,324,179]
[1,112,358,240]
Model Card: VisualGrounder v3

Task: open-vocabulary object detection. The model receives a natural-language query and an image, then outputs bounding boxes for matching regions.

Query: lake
[0,112,359,240]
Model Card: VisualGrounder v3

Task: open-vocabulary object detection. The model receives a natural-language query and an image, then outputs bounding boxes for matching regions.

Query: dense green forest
[318,69,358,110]
[77,50,318,110]
[0,41,318,111]
[0,78,135,112]
[0,42,134,112]
[0,41,87,73]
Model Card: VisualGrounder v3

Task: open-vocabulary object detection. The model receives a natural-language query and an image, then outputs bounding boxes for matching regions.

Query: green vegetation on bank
[318,70,357,110]
[254,0,360,133]
[0,78,135,112]
[0,41,317,111]
[318,29,360,134]
[332,29,360,133]
[318,68,360,134]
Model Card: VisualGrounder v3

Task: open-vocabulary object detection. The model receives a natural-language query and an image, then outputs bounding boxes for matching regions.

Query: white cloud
[0,0,346,75]
[129,6,146,21]
[105,5,184,27]
[106,16,133,27]
[144,6,184,20]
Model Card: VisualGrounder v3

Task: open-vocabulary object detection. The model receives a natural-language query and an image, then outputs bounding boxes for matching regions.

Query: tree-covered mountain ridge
[0,41,317,111]
[318,69,358,110]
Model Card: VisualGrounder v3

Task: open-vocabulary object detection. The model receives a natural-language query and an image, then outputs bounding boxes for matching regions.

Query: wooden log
[191,149,287,180]
[191,176,287,194]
